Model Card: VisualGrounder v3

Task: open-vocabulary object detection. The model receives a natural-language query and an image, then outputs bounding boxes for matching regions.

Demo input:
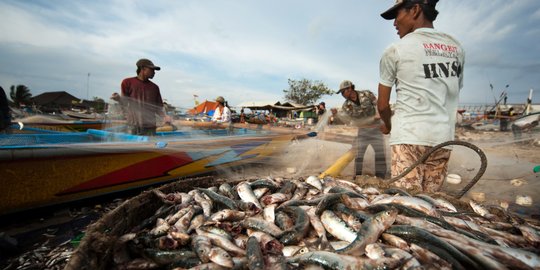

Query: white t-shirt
[212,106,231,123]
[379,28,465,147]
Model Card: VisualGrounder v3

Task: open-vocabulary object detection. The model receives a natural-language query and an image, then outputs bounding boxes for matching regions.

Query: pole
[319,149,356,178]
[86,73,90,100]
[525,89,533,115]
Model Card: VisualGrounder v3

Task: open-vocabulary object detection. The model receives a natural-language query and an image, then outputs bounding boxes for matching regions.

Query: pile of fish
[1,199,126,270]
[2,241,73,270]
[112,176,540,269]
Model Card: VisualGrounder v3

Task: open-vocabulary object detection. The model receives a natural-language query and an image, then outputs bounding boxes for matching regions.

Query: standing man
[377,0,465,192]
[337,80,387,179]
[121,58,170,135]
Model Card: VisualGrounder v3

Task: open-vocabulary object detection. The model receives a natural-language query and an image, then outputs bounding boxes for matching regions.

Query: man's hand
[380,123,391,134]
[163,115,172,124]
[111,92,121,101]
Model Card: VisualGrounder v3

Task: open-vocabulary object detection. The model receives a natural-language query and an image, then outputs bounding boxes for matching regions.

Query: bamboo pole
[319,148,356,178]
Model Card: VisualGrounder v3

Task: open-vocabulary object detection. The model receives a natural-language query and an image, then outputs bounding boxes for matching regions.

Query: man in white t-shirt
[212,96,231,124]
[377,0,465,192]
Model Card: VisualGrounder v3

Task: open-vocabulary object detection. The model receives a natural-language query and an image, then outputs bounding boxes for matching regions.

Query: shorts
[391,144,451,192]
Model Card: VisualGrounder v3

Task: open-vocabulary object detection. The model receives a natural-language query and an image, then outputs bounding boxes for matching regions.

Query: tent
[188,100,219,116]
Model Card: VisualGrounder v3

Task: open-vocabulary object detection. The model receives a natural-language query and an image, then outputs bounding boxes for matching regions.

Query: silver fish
[263,203,276,223]
[207,209,246,224]
[320,210,356,242]
[191,234,212,263]
[236,181,263,210]
[242,217,284,238]
[337,208,398,256]
[372,196,439,217]
[305,175,323,191]
[208,246,234,268]
[287,251,402,270]
[196,228,246,256]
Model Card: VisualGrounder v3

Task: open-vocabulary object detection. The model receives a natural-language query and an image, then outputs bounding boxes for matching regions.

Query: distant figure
[108,92,125,119]
[499,107,514,132]
[500,111,509,132]
[240,108,246,123]
[0,86,11,133]
[337,80,387,178]
[316,102,326,122]
[329,108,344,125]
[212,96,231,124]
[120,58,170,135]
[378,0,465,192]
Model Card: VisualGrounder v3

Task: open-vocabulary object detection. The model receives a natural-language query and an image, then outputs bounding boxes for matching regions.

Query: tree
[9,85,32,108]
[92,96,106,113]
[283,78,333,105]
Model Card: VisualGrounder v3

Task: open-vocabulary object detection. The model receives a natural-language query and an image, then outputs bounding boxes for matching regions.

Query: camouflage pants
[391,144,451,192]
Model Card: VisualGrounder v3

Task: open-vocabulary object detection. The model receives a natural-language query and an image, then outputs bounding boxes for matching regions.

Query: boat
[512,111,540,129]
[10,114,127,133]
[0,128,315,215]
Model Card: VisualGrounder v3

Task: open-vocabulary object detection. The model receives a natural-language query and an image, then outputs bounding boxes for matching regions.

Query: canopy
[187,100,219,116]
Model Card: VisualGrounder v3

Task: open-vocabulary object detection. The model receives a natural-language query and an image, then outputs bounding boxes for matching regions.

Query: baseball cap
[136,58,161,70]
[337,80,354,94]
[381,0,438,20]
[215,96,225,103]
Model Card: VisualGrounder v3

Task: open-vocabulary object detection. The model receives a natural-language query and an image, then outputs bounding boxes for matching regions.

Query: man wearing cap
[212,96,231,124]
[337,80,387,179]
[121,58,170,135]
[377,0,465,192]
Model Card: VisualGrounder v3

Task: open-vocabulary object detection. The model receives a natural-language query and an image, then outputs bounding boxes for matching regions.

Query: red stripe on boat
[58,152,193,195]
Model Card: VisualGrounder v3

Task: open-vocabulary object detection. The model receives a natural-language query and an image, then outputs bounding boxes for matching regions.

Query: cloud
[1,0,539,109]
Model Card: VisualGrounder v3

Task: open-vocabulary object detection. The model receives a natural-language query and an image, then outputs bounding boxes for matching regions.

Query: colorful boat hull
[0,129,307,215]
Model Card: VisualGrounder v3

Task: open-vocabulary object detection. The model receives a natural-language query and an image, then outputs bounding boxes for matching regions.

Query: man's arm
[377,83,392,134]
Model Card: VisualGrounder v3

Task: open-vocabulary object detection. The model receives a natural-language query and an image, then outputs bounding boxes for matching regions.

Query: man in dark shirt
[121,59,170,135]
[0,86,11,133]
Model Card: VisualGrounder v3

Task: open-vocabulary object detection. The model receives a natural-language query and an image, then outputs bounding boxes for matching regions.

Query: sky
[1,0,540,111]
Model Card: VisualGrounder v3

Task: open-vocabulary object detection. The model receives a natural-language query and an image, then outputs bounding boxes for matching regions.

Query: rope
[384,140,487,199]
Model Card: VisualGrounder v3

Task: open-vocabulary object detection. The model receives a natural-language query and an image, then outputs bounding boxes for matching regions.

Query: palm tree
[9,85,32,108]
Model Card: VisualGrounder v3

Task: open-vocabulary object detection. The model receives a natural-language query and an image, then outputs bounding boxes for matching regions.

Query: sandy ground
[451,128,540,218]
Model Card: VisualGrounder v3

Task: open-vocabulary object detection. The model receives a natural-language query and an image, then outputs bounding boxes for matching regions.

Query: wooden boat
[11,119,127,133]
[0,128,315,215]
[513,111,540,128]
